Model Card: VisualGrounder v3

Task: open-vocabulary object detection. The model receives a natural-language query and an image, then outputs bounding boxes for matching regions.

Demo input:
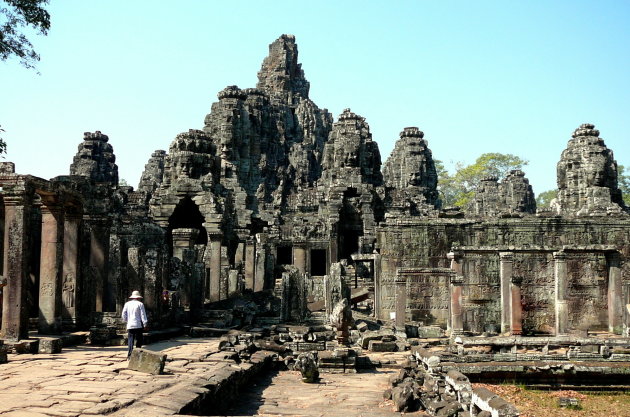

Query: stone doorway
[168,197,207,254]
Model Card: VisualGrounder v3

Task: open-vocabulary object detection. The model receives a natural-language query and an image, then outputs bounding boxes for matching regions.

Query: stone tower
[69,131,118,184]
[382,127,440,216]
[554,123,625,216]
[468,170,536,217]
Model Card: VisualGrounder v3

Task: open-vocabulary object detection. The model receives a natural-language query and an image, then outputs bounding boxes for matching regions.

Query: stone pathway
[0,337,228,416]
[0,340,424,417]
[225,352,428,417]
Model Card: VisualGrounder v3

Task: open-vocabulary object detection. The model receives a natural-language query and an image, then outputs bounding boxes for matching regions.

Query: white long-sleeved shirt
[122,299,148,330]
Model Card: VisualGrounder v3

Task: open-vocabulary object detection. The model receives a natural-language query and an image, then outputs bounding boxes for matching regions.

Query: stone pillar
[61,213,81,326]
[254,233,268,292]
[623,283,630,337]
[127,247,145,297]
[554,251,568,336]
[1,196,30,341]
[373,254,382,319]
[448,252,464,335]
[499,252,513,334]
[607,252,623,334]
[87,218,110,312]
[510,276,523,336]
[207,231,222,302]
[293,240,307,274]
[172,228,199,260]
[143,248,162,313]
[38,203,65,334]
[395,276,406,327]
[244,239,255,290]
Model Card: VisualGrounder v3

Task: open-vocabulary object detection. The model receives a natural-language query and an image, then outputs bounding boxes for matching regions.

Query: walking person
[122,290,148,359]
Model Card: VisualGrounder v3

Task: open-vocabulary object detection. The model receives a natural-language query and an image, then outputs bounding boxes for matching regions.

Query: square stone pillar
[38,203,65,335]
[87,218,110,313]
[172,228,199,260]
[293,240,307,274]
[606,252,623,334]
[254,233,268,292]
[207,231,222,302]
[510,276,523,335]
[395,276,406,327]
[1,196,30,341]
[127,247,145,298]
[499,252,513,334]
[554,251,568,336]
[244,239,255,290]
[448,252,464,335]
[623,283,630,337]
[61,213,81,326]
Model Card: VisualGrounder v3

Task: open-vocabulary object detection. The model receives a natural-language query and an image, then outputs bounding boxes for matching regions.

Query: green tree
[1,0,50,156]
[536,189,557,208]
[618,165,630,206]
[1,0,50,69]
[437,153,528,208]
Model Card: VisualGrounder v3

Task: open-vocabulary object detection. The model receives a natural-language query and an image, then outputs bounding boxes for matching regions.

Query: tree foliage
[0,0,50,69]
[535,189,557,208]
[437,153,528,208]
[618,165,630,206]
[1,0,50,155]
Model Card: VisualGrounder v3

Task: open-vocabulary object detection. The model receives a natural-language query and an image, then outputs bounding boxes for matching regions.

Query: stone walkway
[0,339,423,417]
[225,363,428,417]
[0,337,232,416]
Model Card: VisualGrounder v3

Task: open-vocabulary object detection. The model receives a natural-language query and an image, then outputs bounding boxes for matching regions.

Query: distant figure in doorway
[122,290,148,359]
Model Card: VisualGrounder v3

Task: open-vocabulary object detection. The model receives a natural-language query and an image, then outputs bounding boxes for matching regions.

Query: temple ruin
[0,35,629,414]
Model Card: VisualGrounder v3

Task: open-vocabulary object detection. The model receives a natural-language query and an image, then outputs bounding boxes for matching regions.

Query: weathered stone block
[368,340,397,352]
[38,337,63,354]
[128,348,167,375]
[0,343,7,364]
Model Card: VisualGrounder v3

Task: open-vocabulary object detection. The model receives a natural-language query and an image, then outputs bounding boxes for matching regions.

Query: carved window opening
[310,249,326,276]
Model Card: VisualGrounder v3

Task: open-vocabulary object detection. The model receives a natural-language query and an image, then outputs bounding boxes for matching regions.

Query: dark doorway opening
[168,197,207,248]
[338,188,363,261]
[310,249,327,276]
[277,245,292,265]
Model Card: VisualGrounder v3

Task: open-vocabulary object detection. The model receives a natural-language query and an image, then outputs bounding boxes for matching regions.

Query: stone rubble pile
[384,347,519,416]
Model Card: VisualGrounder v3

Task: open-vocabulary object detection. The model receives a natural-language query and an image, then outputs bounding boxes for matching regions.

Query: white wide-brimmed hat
[129,291,143,299]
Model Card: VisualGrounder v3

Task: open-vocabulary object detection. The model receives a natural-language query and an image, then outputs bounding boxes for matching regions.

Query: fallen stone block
[12,339,39,354]
[189,326,230,337]
[412,347,441,369]
[38,337,63,354]
[368,340,397,352]
[356,321,369,332]
[128,348,167,375]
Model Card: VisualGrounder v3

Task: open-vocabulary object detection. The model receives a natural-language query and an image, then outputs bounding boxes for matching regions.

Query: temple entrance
[338,188,363,261]
[310,249,326,276]
[168,197,207,253]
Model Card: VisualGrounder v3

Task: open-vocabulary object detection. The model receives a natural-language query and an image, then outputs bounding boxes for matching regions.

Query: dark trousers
[127,328,144,358]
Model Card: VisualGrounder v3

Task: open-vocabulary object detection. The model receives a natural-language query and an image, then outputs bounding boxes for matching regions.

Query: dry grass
[474,383,630,417]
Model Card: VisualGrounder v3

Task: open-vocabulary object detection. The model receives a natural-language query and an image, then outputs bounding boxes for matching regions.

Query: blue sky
[1,1,629,194]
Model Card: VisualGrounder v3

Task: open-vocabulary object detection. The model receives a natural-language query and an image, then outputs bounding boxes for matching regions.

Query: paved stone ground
[224,352,429,417]
[0,339,424,417]
[0,337,227,416]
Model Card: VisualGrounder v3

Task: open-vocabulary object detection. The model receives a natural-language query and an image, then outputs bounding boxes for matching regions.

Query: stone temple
[0,37,629,411]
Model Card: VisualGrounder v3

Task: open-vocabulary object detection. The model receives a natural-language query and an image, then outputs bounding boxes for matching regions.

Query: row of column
[171,227,266,304]
[1,194,104,341]
[448,250,626,336]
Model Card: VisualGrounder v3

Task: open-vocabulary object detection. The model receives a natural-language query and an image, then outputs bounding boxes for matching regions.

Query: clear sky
[1,1,629,195]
